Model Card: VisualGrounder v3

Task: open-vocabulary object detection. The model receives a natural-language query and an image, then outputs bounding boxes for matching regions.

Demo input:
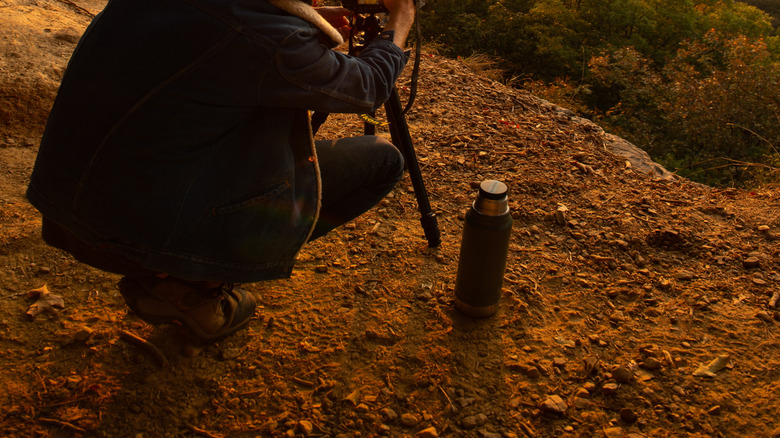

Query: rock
[314,265,329,273]
[609,311,626,324]
[573,397,591,409]
[400,413,420,427]
[415,426,438,438]
[756,311,773,323]
[642,357,662,371]
[604,133,675,180]
[602,383,619,396]
[296,420,314,436]
[674,271,695,281]
[555,204,569,225]
[540,395,567,414]
[613,366,633,383]
[603,427,624,438]
[72,326,93,342]
[460,413,488,429]
[182,344,203,358]
[742,257,760,269]
[380,407,399,421]
[220,348,240,360]
[620,407,638,423]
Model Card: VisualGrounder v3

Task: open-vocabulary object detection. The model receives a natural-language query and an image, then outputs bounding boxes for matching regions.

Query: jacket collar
[266,0,344,47]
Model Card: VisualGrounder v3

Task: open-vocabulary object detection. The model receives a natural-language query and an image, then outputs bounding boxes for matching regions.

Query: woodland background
[416,0,780,187]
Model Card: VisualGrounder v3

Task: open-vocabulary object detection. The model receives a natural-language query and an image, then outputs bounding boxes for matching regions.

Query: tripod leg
[384,88,441,247]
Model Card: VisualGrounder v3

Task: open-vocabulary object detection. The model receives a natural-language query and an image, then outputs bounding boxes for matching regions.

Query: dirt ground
[2,0,780,437]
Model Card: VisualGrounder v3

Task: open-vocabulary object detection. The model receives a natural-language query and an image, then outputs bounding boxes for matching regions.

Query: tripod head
[341,0,388,15]
[340,0,389,54]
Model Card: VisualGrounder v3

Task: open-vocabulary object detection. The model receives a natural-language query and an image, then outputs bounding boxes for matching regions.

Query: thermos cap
[479,180,508,200]
[474,180,509,216]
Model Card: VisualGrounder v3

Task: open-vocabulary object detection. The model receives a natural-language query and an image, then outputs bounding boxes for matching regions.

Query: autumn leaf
[26,285,65,319]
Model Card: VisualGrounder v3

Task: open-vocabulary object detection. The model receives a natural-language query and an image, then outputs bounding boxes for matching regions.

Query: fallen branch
[186,423,224,438]
[38,417,87,433]
[119,330,168,366]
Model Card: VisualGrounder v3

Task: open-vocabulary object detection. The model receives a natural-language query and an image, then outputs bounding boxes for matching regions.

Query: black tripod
[311,13,441,248]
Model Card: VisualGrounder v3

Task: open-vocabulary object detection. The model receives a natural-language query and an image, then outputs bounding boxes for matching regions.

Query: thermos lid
[479,180,508,200]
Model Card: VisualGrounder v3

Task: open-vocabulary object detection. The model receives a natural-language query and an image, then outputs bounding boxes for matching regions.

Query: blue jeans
[41,135,404,278]
[311,135,404,239]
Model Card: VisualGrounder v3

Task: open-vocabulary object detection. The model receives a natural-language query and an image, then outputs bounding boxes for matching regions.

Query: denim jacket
[27,0,406,282]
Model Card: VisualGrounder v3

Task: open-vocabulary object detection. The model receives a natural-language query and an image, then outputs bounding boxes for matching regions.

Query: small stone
[602,383,619,396]
[415,427,438,438]
[708,405,722,415]
[743,257,761,269]
[756,311,773,323]
[540,395,567,414]
[72,326,93,342]
[613,366,633,383]
[314,265,329,273]
[460,413,488,429]
[417,291,434,301]
[572,397,591,409]
[674,270,695,281]
[642,357,662,370]
[380,407,398,421]
[604,427,623,438]
[526,367,541,379]
[182,344,203,357]
[220,348,240,360]
[609,311,626,324]
[296,420,314,436]
[575,387,590,398]
[620,407,638,423]
[400,413,420,427]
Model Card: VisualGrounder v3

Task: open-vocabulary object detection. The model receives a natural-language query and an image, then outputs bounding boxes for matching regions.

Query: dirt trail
[1,0,779,437]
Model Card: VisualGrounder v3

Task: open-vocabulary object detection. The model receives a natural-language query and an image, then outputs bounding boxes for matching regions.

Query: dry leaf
[26,285,65,319]
[693,354,732,378]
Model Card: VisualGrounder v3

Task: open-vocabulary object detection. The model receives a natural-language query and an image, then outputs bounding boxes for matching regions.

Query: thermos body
[454,180,513,317]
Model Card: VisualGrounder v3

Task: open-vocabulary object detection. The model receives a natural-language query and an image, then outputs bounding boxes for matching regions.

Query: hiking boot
[118,276,257,341]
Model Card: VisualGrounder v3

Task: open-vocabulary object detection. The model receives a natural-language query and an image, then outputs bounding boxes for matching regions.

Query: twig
[0,291,27,300]
[119,330,168,366]
[437,385,455,411]
[186,423,224,438]
[52,0,95,17]
[659,198,690,205]
[38,417,86,433]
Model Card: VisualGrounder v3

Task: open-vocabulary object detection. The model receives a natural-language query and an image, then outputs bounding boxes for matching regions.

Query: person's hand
[315,7,351,41]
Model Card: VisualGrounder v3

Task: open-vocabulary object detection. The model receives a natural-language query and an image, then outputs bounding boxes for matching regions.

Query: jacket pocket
[208,179,290,216]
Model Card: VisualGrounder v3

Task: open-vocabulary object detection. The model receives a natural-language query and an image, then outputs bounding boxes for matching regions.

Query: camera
[341,0,389,15]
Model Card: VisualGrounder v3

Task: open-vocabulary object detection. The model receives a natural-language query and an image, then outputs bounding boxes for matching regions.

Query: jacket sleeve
[257,26,406,114]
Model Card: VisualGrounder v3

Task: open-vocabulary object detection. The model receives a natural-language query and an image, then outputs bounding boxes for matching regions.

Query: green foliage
[586,31,780,186]
[419,0,780,186]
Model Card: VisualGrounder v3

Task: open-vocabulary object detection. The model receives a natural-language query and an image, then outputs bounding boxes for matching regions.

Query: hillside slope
[1,0,779,437]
